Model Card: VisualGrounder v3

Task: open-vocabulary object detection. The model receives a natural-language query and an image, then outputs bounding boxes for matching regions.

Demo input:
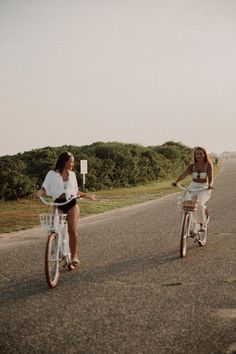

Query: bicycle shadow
[63,239,209,288]
[0,273,49,307]
[0,250,179,306]
[61,249,180,286]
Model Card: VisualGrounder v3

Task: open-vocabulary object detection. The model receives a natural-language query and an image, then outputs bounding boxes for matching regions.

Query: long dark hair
[193,147,212,165]
[54,152,73,172]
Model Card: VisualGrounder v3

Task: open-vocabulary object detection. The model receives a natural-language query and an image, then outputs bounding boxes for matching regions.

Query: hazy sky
[1,0,236,156]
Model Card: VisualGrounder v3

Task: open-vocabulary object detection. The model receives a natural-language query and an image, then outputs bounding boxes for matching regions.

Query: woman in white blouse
[36,152,97,268]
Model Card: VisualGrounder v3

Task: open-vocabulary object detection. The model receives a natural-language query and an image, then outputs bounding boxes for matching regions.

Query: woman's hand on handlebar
[35,188,46,199]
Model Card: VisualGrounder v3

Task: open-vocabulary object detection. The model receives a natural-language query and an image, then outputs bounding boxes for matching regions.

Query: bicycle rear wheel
[45,232,60,288]
[198,208,209,246]
[180,213,190,258]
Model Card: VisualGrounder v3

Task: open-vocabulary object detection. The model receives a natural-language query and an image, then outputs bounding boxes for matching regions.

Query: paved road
[0,160,235,354]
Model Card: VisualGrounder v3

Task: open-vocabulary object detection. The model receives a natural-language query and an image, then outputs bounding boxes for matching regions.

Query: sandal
[71,257,80,267]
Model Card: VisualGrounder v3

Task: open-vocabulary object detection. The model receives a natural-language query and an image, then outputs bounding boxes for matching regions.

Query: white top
[63,180,68,189]
[191,171,207,179]
[191,163,208,180]
[42,170,78,200]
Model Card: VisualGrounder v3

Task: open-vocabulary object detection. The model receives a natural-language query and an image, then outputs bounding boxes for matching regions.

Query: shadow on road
[74,250,179,285]
[0,250,180,305]
[0,274,49,306]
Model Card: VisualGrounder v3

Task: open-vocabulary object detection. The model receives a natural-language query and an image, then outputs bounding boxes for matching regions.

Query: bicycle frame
[39,196,79,288]
[181,207,206,239]
[40,198,68,257]
[176,183,210,257]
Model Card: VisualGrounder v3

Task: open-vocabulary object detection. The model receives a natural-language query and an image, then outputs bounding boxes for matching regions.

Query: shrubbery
[0,141,192,200]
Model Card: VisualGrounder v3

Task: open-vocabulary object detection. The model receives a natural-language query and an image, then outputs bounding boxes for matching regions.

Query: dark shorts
[54,197,77,214]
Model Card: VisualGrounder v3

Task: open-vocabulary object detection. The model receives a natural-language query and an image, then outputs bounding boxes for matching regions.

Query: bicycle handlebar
[39,195,80,206]
[176,183,210,192]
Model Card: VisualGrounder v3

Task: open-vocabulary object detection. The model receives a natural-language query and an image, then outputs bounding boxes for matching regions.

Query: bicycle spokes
[45,233,60,288]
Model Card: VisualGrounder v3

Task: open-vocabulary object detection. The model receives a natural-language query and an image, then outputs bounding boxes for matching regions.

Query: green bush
[0,141,193,200]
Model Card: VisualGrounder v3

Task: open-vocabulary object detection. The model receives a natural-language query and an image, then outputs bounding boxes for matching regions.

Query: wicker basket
[181,200,198,212]
[40,213,67,232]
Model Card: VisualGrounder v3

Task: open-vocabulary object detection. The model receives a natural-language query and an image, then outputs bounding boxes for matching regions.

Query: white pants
[185,182,211,224]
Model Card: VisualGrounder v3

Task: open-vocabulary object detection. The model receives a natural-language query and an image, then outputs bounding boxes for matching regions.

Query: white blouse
[42,170,79,200]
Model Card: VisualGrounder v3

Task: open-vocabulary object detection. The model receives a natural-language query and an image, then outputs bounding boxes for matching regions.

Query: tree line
[0,141,193,200]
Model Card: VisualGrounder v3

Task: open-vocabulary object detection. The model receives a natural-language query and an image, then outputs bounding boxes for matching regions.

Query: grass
[0,180,178,233]
[0,164,221,234]
[80,180,181,216]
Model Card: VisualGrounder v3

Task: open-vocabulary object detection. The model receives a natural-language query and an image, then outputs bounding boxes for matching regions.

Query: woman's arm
[172,164,192,186]
[78,191,97,201]
[35,187,46,199]
[207,163,213,188]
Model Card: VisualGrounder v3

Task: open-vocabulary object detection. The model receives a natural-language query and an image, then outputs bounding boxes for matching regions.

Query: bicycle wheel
[198,208,209,246]
[45,232,60,288]
[180,213,190,258]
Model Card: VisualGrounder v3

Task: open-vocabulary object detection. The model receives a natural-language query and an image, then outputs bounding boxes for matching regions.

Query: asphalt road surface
[0,160,235,354]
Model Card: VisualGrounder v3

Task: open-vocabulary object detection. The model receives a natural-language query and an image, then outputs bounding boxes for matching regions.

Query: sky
[1,0,236,156]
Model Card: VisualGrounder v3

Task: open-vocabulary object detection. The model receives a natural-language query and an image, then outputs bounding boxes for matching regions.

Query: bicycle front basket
[40,213,67,232]
[181,200,198,212]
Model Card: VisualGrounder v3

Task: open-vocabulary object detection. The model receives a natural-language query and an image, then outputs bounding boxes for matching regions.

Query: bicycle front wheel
[45,232,60,288]
[180,213,190,258]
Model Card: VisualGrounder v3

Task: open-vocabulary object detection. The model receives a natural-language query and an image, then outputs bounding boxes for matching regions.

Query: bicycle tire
[45,232,60,288]
[180,213,190,258]
[198,208,209,247]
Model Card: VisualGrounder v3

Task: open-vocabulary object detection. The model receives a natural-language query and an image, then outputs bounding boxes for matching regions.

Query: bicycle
[176,183,210,258]
[39,196,80,288]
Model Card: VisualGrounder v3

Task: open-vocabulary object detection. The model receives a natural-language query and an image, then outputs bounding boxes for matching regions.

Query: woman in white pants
[172,147,214,231]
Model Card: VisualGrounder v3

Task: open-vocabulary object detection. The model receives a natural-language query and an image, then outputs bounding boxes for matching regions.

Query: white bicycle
[177,183,210,258]
[40,196,79,288]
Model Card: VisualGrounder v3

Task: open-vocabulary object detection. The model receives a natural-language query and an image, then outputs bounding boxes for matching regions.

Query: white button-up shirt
[42,170,78,200]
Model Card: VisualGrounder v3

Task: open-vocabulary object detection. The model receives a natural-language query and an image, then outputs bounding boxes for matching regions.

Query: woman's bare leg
[67,204,80,260]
